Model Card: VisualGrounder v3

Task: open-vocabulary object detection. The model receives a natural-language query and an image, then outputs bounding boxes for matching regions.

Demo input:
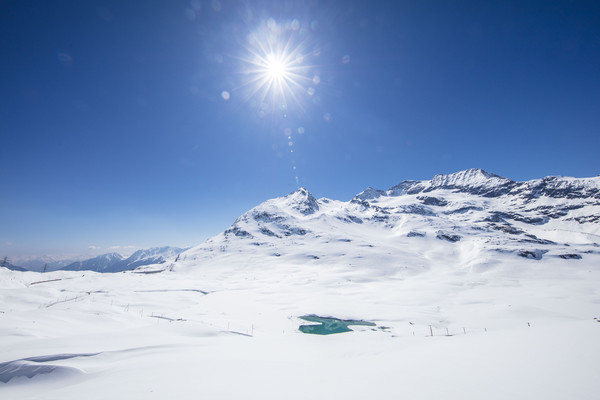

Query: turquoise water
[299,315,376,335]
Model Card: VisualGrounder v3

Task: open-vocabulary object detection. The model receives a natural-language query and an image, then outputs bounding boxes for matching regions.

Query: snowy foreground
[1,259,599,399]
[2,169,600,399]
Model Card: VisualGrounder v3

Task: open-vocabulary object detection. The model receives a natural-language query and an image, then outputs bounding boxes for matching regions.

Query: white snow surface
[1,169,599,399]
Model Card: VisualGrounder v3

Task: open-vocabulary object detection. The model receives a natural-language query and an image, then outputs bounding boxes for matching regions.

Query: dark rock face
[512,176,600,200]
[253,211,285,223]
[350,199,371,209]
[446,206,483,214]
[369,215,390,223]
[400,204,436,216]
[407,231,426,237]
[417,196,448,207]
[259,227,279,237]
[483,213,505,223]
[336,215,363,224]
[347,215,363,224]
[489,223,524,235]
[528,204,585,219]
[520,235,556,245]
[485,212,548,225]
[436,231,461,242]
[558,253,582,259]
[225,226,253,238]
[570,215,600,224]
[280,225,308,236]
[518,250,546,260]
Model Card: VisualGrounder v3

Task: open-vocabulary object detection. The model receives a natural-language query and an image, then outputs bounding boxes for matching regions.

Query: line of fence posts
[28,293,540,338]
[423,325,497,337]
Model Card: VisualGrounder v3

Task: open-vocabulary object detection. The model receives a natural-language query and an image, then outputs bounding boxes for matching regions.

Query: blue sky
[1,0,599,259]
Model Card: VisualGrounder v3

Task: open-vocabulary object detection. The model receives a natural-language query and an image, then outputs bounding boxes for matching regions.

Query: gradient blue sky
[2,0,599,259]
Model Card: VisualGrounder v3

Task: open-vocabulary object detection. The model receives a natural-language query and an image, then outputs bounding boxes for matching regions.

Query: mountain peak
[97,252,124,261]
[429,168,512,189]
[354,187,386,201]
[385,169,513,197]
[291,187,311,196]
[284,187,319,215]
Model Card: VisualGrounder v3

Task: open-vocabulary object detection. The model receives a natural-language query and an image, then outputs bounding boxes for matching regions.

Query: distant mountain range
[5,255,76,272]
[3,247,188,273]
[173,168,599,271]
[5,169,599,275]
[61,246,188,273]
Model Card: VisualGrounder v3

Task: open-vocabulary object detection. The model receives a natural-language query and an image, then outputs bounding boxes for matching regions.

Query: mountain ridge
[61,246,188,273]
[366,168,600,200]
[174,168,599,273]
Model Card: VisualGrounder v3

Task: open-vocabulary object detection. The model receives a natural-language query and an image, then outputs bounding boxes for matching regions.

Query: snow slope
[1,169,599,399]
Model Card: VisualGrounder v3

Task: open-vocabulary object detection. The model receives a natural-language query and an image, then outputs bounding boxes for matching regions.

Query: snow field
[2,248,599,399]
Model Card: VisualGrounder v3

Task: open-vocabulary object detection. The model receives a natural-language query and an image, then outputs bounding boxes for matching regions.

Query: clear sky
[1,0,599,260]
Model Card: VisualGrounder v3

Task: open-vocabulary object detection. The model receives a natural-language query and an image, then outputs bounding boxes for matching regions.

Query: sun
[236,18,314,112]
[248,48,302,106]
[265,55,287,81]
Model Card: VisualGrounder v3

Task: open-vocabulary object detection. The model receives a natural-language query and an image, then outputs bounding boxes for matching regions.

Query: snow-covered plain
[2,169,599,399]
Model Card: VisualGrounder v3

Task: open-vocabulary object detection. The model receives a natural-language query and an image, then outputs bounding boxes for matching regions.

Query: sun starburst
[265,55,287,81]
[237,18,314,114]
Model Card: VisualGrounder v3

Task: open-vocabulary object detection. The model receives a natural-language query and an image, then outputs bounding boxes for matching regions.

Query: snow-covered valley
[2,169,599,399]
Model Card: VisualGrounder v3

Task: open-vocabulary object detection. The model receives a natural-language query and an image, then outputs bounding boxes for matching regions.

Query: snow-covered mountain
[62,246,187,273]
[176,168,599,270]
[2,169,599,399]
[62,253,125,272]
[121,246,187,270]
